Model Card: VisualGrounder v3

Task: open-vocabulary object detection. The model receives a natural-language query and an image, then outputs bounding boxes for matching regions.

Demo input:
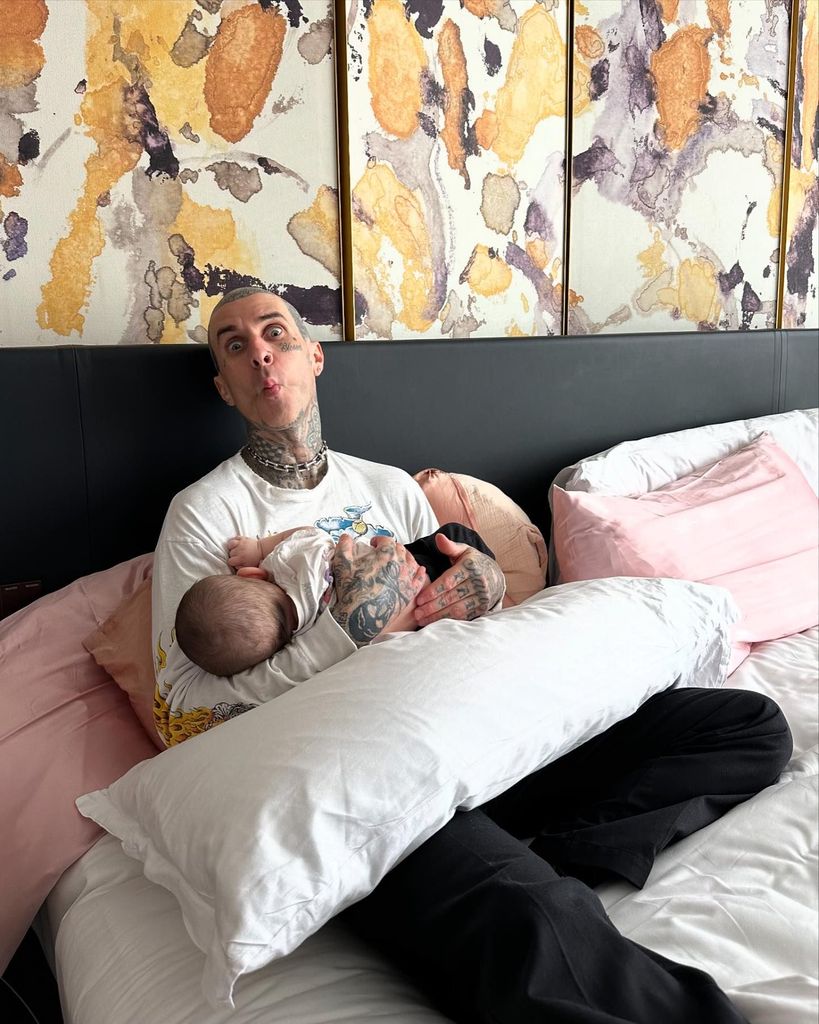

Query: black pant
[406,522,495,582]
[343,686,792,1024]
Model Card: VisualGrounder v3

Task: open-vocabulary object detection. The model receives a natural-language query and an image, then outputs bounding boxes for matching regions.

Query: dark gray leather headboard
[1,329,816,597]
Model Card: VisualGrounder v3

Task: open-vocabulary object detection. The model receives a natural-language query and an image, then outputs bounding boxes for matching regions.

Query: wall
[0,0,816,345]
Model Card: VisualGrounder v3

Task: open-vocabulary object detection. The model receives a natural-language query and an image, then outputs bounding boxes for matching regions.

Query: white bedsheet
[48,628,818,1024]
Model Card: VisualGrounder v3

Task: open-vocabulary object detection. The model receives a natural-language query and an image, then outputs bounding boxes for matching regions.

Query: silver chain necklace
[244,440,328,474]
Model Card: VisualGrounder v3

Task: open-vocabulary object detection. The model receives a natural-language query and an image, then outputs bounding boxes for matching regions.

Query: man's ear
[311,341,325,377]
[213,374,234,406]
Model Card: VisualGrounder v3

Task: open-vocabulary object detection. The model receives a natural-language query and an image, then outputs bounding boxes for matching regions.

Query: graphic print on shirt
[314,503,393,542]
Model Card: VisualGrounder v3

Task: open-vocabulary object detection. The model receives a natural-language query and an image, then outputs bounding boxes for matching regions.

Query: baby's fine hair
[175,574,292,677]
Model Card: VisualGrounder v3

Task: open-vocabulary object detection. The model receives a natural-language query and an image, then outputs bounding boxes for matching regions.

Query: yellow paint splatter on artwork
[520,292,529,314]
[573,55,591,117]
[575,2,589,15]
[353,163,435,332]
[506,321,527,337]
[37,78,143,335]
[368,0,426,140]
[651,26,711,151]
[462,245,512,296]
[638,231,667,279]
[485,5,565,166]
[762,135,784,238]
[288,186,341,279]
[800,0,818,170]
[85,2,217,147]
[0,0,47,88]
[172,192,257,329]
[739,73,759,88]
[657,258,720,325]
[205,2,285,143]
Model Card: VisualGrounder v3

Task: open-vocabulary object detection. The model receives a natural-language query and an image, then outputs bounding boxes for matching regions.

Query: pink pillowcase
[0,555,159,973]
[83,575,163,750]
[414,469,547,606]
[552,434,819,673]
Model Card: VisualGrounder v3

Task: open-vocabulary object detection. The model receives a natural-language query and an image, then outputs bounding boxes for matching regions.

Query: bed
[1,327,817,1024]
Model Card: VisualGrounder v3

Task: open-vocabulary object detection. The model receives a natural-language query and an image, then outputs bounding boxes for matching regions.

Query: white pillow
[549,408,819,583]
[77,577,737,1009]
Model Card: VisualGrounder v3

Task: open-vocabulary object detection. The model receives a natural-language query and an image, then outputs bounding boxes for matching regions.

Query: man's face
[209,293,324,431]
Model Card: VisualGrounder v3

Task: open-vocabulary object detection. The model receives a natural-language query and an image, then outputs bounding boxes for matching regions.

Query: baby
[174,523,494,677]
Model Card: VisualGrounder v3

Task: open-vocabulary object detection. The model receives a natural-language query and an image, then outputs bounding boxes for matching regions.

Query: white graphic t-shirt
[152,450,437,746]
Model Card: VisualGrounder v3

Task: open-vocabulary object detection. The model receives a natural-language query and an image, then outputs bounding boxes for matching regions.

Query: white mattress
[48,628,818,1024]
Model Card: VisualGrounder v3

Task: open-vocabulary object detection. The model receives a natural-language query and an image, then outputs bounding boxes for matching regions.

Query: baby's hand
[227,536,263,569]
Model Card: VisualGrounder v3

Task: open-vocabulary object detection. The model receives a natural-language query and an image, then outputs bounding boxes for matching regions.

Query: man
[152,287,791,1022]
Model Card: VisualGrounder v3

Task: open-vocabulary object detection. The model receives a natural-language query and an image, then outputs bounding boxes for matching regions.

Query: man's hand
[331,534,427,646]
[414,533,505,627]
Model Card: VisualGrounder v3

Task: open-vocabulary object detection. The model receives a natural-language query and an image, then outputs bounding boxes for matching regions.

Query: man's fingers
[434,533,470,561]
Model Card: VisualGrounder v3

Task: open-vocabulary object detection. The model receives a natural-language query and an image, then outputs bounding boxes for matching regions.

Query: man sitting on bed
[151,286,791,1024]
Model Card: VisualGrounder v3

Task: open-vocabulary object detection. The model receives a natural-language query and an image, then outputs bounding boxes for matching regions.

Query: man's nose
[248,337,274,368]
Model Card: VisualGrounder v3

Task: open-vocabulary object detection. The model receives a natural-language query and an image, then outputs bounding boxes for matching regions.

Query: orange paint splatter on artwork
[462,0,501,17]
[0,155,23,198]
[368,0,426,139]
[651,26,711,151]
[657,0,680,23]
[575,26,604,61]
[0,0,48,88]
[490,5,565,166]
[439,19,470,185]
[353,163,435,332]
[475,109,499,150]
[706,0,730,37]
[526,238,549,270]
[37,80,143,335]
[204,3,285,143]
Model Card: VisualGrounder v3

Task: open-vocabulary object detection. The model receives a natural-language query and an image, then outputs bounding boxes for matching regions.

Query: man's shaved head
[207,288,310,348]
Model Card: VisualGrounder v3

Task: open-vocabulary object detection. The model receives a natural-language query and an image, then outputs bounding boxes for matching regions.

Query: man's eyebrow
[214,311,289,342]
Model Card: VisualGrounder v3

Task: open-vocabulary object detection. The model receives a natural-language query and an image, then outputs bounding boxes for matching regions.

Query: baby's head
[175,574,296,676]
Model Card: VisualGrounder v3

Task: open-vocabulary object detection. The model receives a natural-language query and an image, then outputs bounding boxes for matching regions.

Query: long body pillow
[77,576,736,1009]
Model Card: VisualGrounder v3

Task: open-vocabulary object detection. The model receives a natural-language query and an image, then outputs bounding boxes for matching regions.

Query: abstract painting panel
[343,0,567,340]
[0,0,342,345]
[568,0,791,334]
[782,0,818,329]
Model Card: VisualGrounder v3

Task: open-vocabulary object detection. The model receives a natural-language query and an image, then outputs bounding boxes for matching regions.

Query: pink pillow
[0,555,159,973]
[414,469,547,606]
[552,434,819,673]
[83,574,164,750]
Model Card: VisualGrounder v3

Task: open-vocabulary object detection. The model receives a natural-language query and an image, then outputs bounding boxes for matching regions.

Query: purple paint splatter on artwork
[740,280,762,329]
[404,0,444,39]
[18,130,40,163]
[202,264,341,327]
[3,269,16,281]
[2,212,28,261]
[124,84,179,179]
[638,0,665,52]
[590,59,609,100]
[483,38,501,77]
[573,138,619,184]
[718,262,744,293]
